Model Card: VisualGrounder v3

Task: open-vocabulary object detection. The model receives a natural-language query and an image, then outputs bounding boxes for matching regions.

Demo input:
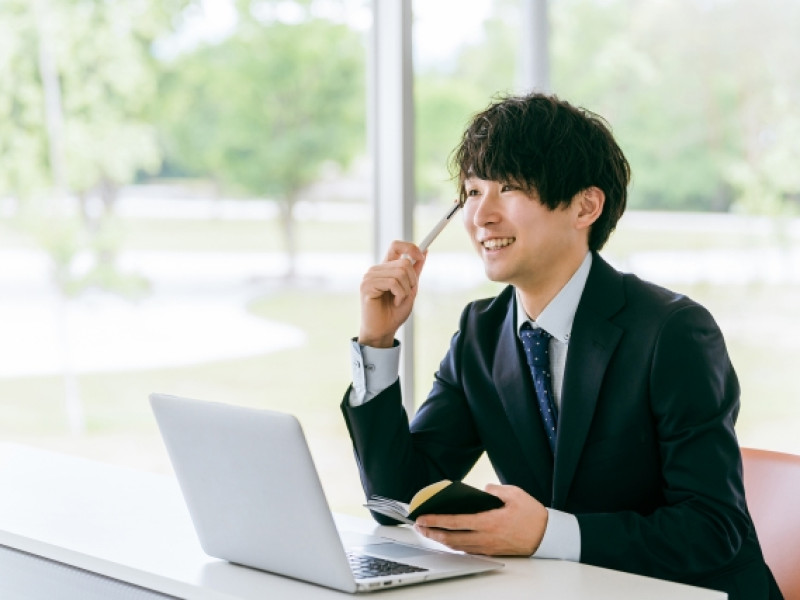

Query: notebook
[149,393,502,593]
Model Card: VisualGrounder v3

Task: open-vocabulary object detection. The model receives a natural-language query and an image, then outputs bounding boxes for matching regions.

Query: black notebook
[365,480,504,525]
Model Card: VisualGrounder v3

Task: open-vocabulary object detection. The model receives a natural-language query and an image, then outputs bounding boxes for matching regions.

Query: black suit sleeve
[341,325,484,520]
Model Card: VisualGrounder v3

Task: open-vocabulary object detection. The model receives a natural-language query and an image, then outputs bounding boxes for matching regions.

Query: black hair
[450,92,631,251]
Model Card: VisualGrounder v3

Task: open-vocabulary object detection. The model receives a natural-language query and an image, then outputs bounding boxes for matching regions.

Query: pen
[402,200,462,265]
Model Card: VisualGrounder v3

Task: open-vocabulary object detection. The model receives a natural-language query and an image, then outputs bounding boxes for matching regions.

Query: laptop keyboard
[347,552,428,579]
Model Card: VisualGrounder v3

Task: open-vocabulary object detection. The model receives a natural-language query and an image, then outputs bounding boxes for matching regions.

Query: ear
[574,186,604,231]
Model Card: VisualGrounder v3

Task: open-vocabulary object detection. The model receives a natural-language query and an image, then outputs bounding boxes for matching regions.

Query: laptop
[149,393,502,593]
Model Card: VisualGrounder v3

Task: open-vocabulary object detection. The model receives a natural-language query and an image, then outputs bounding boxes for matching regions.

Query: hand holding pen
[358,199,462,348]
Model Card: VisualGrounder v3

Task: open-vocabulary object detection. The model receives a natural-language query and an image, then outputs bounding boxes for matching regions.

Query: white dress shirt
[349,253,593,561]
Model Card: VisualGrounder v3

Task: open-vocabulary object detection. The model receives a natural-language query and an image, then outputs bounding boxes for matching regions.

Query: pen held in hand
[402,200,462,265]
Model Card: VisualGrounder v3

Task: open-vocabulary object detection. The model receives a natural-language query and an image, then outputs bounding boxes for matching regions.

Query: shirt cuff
[348,338,401,406]
[532,508,581,561]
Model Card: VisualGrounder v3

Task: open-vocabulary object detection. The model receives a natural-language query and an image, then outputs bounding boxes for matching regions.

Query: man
[341,92,781,599]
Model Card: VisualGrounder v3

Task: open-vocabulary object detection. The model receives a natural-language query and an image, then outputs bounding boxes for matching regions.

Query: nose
[469,188,501,228]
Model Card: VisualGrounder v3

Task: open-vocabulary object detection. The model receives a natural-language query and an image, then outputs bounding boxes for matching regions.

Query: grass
[1,207,799,514]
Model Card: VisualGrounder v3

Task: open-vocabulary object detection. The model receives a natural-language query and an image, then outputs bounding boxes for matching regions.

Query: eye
[500,183,519,192]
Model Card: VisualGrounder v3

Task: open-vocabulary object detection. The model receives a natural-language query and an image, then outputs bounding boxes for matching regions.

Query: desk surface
[0,443,725,599]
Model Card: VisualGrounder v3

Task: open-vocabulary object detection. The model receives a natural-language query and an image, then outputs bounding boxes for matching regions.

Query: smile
[481,237,515,250]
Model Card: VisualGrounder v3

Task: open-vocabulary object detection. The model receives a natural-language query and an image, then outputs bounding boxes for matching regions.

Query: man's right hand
[358,241,426,348]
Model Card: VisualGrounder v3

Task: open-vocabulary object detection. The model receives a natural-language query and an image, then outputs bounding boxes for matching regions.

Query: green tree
[0,1,50,198]
[0,0,190,213]
[433,0,800,215]
[0,0,190,434]
[158,14,366,278]
[550,0,800,213]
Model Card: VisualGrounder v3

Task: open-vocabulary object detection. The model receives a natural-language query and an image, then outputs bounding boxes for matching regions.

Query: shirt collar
[515,252,593,343]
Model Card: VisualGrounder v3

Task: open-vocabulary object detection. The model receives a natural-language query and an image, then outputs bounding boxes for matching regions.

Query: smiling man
[341,92,781,600]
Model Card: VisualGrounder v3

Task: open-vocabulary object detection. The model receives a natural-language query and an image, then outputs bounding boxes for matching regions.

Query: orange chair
[741,447,800,600]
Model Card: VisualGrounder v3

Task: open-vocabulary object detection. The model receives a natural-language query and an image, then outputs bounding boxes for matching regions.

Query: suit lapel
[492,295,555,498]
[552,256,624,508]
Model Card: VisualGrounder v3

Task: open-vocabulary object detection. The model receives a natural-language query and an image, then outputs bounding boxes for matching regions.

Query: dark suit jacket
[342,253,782,600]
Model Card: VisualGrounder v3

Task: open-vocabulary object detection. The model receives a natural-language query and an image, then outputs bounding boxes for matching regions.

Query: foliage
[428,0,800,215]
[554,0,800,213]
[0,1,48,197]
[3,0,799,231]
[0,0,190,433]
[0,0,190,202]
[162,17,364,198]
[0,0,192,298]
[157,11,366,273]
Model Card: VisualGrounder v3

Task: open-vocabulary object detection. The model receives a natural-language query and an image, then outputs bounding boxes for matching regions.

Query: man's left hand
[413,484,548,556]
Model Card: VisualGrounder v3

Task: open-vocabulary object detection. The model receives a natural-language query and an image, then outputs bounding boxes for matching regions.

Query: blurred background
[1,0,799,516]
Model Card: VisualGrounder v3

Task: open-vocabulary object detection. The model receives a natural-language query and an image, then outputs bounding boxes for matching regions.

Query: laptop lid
[149,393,502,593]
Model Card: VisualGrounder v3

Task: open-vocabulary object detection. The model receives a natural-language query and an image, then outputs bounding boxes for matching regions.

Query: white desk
[0,443,725,599]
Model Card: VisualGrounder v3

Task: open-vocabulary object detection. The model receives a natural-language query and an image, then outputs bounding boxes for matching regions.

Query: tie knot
[520,324,552,368]
[520,323,553,342]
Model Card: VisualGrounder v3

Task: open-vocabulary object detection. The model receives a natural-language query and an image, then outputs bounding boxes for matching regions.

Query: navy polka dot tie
[520,323,558,454]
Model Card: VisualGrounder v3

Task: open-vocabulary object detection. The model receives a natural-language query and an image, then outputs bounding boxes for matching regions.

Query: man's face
[461,177,588,294]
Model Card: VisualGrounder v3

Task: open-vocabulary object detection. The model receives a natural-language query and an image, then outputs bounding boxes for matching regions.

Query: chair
[741,447,800,600]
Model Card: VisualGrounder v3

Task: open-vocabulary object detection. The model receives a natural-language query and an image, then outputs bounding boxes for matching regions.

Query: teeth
[482,237,515,250]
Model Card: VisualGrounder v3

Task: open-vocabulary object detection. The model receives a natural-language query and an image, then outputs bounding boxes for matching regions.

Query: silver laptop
[149,393,502,593]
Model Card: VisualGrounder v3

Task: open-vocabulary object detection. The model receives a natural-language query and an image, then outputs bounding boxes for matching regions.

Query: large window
[1,0,798,517]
